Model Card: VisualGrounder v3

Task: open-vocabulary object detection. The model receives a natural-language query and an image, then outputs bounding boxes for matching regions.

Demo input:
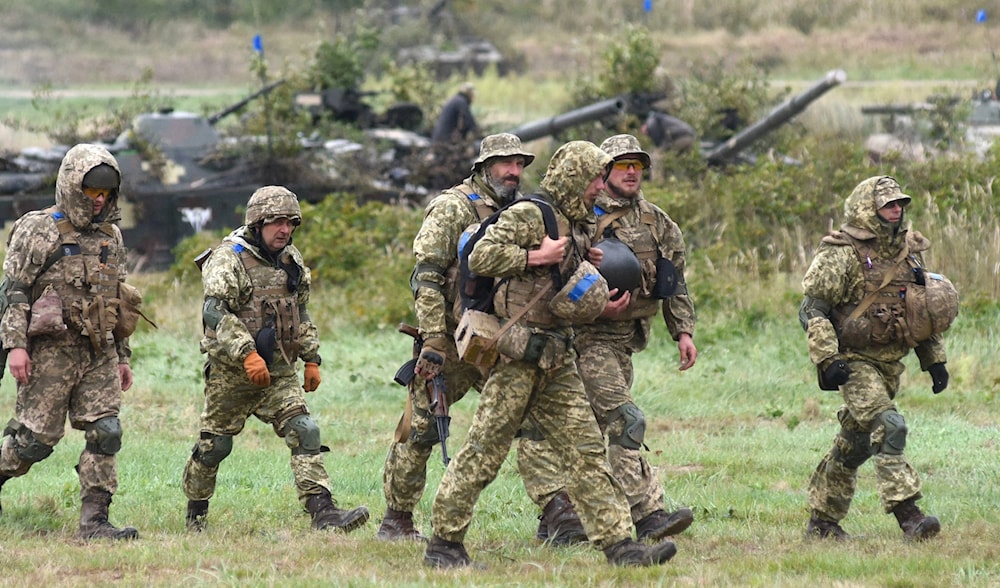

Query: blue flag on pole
[253,34,263,54]
[976,9,987,23]
[644,0,652,12]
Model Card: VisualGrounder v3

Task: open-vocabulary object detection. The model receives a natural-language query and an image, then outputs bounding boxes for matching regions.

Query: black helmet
[594,237,641,300]
[82,163,120,190]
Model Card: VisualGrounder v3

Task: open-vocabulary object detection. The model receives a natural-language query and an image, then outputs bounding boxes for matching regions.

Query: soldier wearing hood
[424,141,679,569]
[182,186,369,534]
[0,143,139,540]
[800,175,953,541]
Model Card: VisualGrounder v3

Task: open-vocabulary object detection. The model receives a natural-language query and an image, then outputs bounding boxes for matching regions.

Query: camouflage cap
[872,176,911,208]
[599,134,651,169]
[472,133,535,171]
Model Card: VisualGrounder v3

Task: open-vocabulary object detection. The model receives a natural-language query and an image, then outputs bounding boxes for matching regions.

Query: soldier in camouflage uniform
[182,186,369,533]
[424,141,678,569]
[518,134,697,545]
[378,133,538,541]
[0,144,139,540]
[800,176,949,541]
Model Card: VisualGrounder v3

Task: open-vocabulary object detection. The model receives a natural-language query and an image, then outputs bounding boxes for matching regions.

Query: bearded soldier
[800,176,956,540]
[0,143,139,539]
[424,141,679,569]
[182,186,369,533]
[518,134,697,545]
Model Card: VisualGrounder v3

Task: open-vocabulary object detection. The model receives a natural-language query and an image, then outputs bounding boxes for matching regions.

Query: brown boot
[424,535,474,569]
[305,489,370,532]
[635,507,695,541]
[603,537,677,567]
[78,491,139,540]
[892,497,940,541]
[376,507,426,541]
[541,491,588,546]
[186,499,209,532]
[805,512,850,540]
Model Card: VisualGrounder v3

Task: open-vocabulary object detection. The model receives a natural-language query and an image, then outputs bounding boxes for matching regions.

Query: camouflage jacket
[580,190,696,350]
[200,227,320,372]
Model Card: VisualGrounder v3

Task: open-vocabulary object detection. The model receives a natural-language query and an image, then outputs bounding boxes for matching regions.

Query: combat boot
[305,488,370,533]
[0,474,9,515]
[805,511,850,540]
[186,499,209,532]
[635,507,695,541]
[892,497,940,541]
[535,515,548,541]
[78,490,139,540]
[540,491,588,546]
[603,537,677,567]
[376,507,426,541]
[424,535,474,569]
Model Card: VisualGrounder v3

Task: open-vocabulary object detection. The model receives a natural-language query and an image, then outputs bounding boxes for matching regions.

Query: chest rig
[595,200,662,320]
[232,245,301,365]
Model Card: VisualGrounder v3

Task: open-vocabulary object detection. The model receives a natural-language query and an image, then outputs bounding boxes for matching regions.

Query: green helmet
[244,186,302,226]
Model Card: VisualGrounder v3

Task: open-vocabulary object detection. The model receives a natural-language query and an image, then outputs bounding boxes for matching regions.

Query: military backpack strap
[522,195,564,291]
[594,204,630,238]
[845,240,911,322]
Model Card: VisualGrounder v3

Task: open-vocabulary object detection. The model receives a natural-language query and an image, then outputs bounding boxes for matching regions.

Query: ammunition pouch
[112,281,144,339]
[454,309,500,369]
[255,326,277,365]
[651,257,678,299]
[26,285,68,338]
[495,321,570,370]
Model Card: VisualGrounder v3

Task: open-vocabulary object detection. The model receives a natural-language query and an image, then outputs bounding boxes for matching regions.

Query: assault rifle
[395,323,451,465]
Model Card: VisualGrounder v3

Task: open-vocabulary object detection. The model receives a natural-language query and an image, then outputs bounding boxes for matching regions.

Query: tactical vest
[595,200,661,320]
[443,186,500,321]
[31,207,124,348]
[230,245,301,363]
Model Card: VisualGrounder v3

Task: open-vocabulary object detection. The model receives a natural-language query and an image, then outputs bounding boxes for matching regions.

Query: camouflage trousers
[808,360,922,520]
[182,360,331,507]
[519,334,665,523]
[0,337,121,500]
[431,353,632,550]
[382,339,482,513]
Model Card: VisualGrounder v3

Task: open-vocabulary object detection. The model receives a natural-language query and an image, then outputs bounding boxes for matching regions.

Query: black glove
[928,363,949,394]
[823,359,851,387]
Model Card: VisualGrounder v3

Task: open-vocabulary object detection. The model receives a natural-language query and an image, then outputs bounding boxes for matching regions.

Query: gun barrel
[704,69,847,165]
[861,103,935,115]
[207,79,286,126]
[505,97,627,143]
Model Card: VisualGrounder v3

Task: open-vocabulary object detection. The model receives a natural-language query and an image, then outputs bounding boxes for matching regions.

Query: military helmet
[549,260,609,323]
[599,134,651,169]
[245,185,302,226]
[473,133,535,171]
[872,176,911,209]
[594,237,641,300]
[82,163,120,190]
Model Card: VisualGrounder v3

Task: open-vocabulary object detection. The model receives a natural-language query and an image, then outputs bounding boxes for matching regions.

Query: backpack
[456,195,562,314]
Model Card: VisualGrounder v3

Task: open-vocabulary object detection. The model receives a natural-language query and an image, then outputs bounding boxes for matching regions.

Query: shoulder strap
[845,241,912,322]
[594,205,630,238]
[521,195,562,290]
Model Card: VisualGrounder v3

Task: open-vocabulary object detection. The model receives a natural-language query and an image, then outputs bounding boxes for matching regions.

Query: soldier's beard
[607,178,639,200]
[487,174,519,204]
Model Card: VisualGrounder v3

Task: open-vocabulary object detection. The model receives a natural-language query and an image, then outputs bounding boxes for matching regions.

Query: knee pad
[6,422,54,463]
[193,433,233,467]
[283,414,322,456]
[84,416,123,456]
[608,402,646,451]
[832,429,872,469]
[876,410,907,455]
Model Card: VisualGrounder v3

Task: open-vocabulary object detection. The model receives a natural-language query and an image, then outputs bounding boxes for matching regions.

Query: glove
[243,351,271,387]
[823,359,851,387]
[928,362,949,394]
[414,337,447,379]
[303,362,321,392]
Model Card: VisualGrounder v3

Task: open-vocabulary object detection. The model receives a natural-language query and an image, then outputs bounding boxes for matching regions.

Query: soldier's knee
[84,416,123,456]
[832,430,872,469]
[3,420,54,463]
[282,414,322,456]
[192,433,233,467]
[608,402,646,451]
[875,410,907,455]
[408,408,441,447]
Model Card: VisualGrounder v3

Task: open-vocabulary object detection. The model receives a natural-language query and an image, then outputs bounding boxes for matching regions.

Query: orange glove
[303,362,321,392]
[244,351,271,387]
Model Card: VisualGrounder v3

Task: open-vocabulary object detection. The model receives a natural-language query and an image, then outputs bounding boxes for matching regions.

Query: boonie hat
[599,134,651,170]
[473,133,535,171]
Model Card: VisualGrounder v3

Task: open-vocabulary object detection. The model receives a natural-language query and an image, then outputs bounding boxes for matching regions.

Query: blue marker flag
[977,9,987,23]
[644,0,652,12]
[253,34,263,54]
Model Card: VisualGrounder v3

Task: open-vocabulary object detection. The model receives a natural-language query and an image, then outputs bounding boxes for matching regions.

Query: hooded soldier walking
[379,133,554,540]
[424,141,678,569]
[518,134,697,545]
[0,143,139,539]
[182,186,369,533]
[800,176,957,540]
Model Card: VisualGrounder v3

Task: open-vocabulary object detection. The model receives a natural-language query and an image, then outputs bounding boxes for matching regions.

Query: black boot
[603,537,677,567]
[78,490,139,540]
[535,515,548,541]
[892,497,940,540]
[805,511,850,540]
[376,507,426,541]
[635,507,695,541]
[305,489,370,533]
[186,499,209,532]
[0,474,9,515]
[541,491,588,546]
[424,535,474,569]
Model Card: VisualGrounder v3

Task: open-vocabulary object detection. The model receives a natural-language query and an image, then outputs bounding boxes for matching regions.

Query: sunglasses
[82,187,112,200]
[612,159,645,171]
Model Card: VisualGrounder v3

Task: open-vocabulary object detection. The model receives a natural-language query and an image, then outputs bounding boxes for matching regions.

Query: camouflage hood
[538,141,612,222]
[829,175,928,256]
[55,143,122,229]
